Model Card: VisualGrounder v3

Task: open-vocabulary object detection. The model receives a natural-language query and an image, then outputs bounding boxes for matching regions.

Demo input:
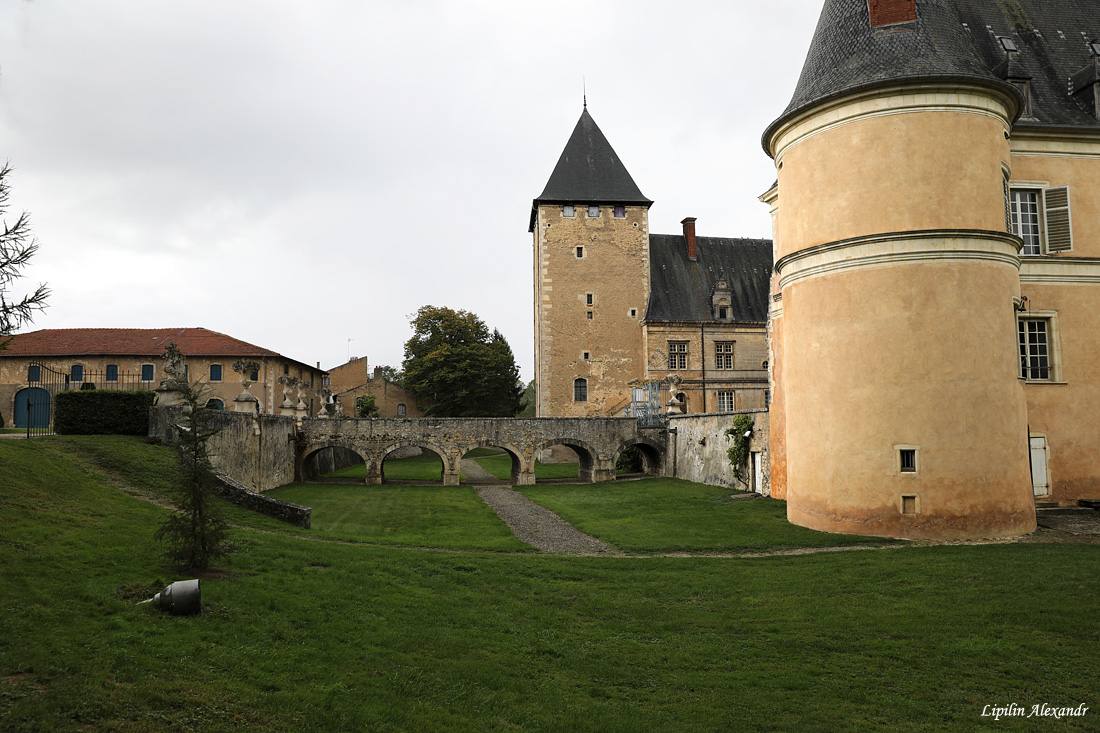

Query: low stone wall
[148,408,298,492]
[212,472,311,528]
[666,410,770,495]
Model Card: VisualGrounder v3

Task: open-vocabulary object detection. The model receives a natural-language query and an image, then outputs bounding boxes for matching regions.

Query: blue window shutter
[211,364,222,381]
[107,365,119,381]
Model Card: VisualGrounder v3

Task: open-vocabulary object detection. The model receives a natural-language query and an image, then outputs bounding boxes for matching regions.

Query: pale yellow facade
[766,85,1039,539]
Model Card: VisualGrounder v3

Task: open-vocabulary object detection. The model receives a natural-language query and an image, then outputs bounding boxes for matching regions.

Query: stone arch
[378,440,453,485]
[457,440,527,485]
[534,436,600,483]
[613,437,665,478]
[296,441,370,482]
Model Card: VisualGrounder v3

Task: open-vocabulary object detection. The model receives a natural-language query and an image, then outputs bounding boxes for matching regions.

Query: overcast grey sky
[1,0,820,379]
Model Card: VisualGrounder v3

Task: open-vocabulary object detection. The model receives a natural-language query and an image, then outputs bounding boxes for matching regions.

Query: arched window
[573,378,588,402]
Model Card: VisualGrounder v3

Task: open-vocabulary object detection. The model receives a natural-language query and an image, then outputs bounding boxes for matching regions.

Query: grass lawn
[473,452,580,480]
[516,478,893,553]
[326,451,445,482]
[2,436,1099,731]
[267,483,529,551]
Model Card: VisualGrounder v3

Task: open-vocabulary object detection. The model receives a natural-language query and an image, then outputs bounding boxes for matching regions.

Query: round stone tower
[762,0,1036,539]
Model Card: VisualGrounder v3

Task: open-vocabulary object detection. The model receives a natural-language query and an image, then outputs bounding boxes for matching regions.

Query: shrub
[54,390,155,436]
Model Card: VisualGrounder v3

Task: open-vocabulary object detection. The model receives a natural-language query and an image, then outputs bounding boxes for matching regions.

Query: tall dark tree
[402,306,525,417]
[155,343,230,571]
[0,163,49,349]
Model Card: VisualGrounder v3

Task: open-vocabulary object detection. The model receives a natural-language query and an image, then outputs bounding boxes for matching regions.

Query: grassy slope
[2,437,1099,731]
[517,479,891,553]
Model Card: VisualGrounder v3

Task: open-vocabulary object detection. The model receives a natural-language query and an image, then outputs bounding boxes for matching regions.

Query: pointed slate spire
[534,108,652,206]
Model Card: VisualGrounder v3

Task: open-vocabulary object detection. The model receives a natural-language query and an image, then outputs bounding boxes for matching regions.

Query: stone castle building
[0,328,325,427]
[326,357,424,418]
[763,0,1100,539]
[531,108,772,419]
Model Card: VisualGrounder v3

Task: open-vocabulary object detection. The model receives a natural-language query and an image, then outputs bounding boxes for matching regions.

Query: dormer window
[718,306,728,320]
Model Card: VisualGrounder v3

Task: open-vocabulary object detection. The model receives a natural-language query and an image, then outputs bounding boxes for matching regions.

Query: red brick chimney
[868,0,915,27]
[682,217,697,261]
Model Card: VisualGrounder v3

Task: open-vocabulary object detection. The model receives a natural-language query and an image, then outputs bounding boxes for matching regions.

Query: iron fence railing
[15,363,157,437]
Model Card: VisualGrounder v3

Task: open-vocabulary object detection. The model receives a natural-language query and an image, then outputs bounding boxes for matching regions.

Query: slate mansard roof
[3,328,317,371]
[765,0,1100,151]
[530,108,651,231]
[646,235,773,324]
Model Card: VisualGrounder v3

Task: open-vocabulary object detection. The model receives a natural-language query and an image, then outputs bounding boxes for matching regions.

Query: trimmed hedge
[54,390,156,436]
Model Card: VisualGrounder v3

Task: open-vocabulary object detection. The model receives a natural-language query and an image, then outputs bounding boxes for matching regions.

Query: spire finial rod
[583,76,587,109]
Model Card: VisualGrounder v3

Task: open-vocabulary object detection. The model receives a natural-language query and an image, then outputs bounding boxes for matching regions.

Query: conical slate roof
[761,0,1100,153]
[534,108,652,207]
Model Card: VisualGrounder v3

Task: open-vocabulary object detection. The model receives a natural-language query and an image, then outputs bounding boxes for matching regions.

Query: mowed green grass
[324,449,582,483]
[473,452,580,480]
[268,483,528,551]
[517,479,892,553]
[3,436,1100,731]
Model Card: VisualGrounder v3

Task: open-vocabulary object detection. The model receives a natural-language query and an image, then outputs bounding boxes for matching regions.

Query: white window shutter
[1043,186,1073,252]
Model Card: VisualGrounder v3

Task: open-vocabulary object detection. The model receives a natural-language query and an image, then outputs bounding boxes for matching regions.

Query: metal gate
[14,362,71,437]
[629,381,668,427]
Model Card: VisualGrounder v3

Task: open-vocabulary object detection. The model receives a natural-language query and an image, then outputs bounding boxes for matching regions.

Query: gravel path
[459,458,504,485]
[477,486,616,555]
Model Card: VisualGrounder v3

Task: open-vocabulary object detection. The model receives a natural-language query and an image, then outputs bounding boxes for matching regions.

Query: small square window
[899,449,916,473]
[583,351,590,360]
[210,364,223,382]
[902,495,919,515]
[576,246,584,258]
[563,205,574,218]
[587,205,599,218]
[250,369,259,382]
[613,206,625,218]
[70,365,84,382]
[630,308,637,318]
[140,364,154,381]
[586,311,593,320]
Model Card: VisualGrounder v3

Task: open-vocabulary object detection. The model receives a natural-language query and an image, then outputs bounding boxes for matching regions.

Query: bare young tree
[0,163,49,348]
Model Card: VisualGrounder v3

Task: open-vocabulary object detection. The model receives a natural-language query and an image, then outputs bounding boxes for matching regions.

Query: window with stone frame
[210,363,223,382]
[1011,186,1074,254]
[587,205,600,218]
[715,342,734,370]
[573,377,588,402]
[563,205,574,218]
[1018,317,1051,381]
[668,342,687,370]
[717,391,735,412]
[140,364,154,381]
[397,404,407,416]
[1010,189,1042,255]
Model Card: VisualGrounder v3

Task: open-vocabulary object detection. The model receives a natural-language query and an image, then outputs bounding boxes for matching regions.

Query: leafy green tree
[401,306,525,417]
[518,379,535,418]
[355,394,379,417]
[155,344,230,571]
[0,163,49,349]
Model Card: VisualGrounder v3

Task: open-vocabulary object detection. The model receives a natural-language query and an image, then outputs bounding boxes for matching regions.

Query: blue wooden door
[14,388,51,428]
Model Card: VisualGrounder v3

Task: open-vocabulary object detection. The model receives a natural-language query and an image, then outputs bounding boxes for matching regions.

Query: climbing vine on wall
[724,414,755,483]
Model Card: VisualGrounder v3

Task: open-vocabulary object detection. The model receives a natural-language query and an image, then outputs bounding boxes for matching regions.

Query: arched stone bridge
[297,417,669,485]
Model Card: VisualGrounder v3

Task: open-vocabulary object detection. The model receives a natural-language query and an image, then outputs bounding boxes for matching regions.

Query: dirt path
[476,487,617,555]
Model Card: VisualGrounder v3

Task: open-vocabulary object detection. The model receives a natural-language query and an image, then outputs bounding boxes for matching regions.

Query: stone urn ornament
[232,359,262,413]
[155,342,187,407]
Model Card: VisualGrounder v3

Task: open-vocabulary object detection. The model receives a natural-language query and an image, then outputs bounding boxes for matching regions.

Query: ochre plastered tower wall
[534,204,649,417]
[767,85,1036,539]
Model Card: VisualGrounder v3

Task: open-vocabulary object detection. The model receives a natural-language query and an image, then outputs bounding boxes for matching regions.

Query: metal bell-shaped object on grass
[153,579,201,615]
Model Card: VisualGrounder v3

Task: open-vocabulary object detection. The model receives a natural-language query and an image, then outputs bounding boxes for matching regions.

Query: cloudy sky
[1,0,820,379]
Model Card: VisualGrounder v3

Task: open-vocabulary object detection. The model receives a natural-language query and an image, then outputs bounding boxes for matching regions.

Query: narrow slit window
[576,246,584,258]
